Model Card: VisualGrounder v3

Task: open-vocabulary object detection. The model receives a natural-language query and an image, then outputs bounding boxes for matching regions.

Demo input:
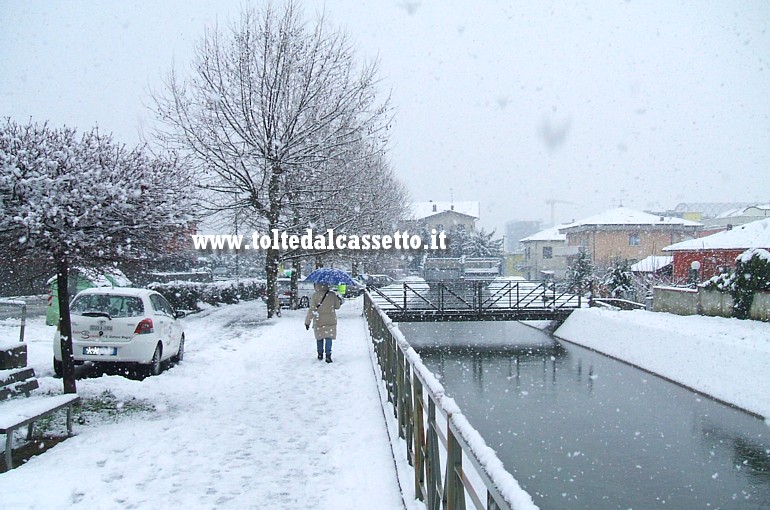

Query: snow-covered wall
[555,308,770,418]
[654,286,770,321]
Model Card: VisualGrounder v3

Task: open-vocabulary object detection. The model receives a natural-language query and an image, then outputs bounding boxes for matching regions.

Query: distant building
[663,218,770,282]
[652,202,769,233]
[504,220,541,253]
[519,223,576,280]
[560,207,701,268]
[409,201,479,233]
[707,203,770,230]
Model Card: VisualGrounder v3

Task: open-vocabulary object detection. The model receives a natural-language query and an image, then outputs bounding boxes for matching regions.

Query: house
[653,202,769,236]
[708,203,770,230]
[519,223,576,280]
[663,218,770,282]
[410,201,479,233]
[559,207,701,268]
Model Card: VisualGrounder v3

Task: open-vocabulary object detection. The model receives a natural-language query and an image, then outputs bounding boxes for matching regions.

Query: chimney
[451,204,455,211]
[432,204,437,212]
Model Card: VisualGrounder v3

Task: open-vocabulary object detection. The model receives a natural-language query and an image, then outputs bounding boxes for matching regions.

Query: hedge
[148,278,266,312]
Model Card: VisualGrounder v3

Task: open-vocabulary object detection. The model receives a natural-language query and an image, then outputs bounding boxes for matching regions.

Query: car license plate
[83,346,117,356]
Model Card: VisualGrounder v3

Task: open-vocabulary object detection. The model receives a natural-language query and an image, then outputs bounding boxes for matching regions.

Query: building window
[628,233,640,246]
[542,246,553,259]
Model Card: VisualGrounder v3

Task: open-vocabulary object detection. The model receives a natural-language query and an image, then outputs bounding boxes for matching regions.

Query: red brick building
[663,218,770,282]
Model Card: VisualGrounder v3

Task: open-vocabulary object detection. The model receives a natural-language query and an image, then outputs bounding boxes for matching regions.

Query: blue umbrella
[304,267,356,286]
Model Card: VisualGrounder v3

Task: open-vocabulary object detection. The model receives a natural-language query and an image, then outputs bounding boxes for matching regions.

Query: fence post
[445,421,466,510]
[426,401,442,510]
[413,377,425,497]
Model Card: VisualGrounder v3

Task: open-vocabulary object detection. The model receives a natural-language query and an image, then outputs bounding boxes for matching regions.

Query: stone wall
[653,286,770,321]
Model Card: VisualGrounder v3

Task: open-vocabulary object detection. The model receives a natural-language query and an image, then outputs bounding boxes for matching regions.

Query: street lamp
[689,260,701,286]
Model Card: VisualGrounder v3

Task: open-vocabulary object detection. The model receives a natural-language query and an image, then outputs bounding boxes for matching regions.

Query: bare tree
[0,119,194,393]
[154,2,392,317]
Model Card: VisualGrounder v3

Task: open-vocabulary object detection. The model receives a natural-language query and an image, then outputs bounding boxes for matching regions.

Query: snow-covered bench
[0,367,79,470]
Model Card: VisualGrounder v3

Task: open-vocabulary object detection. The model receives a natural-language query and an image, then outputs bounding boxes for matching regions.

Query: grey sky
[2,1,769,232]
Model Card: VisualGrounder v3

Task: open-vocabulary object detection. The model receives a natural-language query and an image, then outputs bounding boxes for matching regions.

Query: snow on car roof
[77,287,155,297]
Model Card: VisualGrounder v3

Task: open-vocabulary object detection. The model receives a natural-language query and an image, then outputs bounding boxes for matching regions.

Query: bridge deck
[368,280,582,322]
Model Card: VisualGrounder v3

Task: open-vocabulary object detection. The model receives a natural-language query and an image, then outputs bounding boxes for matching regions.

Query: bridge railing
[368,280,580,318]
[364,292,537,510]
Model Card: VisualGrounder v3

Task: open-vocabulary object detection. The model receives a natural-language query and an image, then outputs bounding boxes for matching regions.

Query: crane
[545,199,575,227]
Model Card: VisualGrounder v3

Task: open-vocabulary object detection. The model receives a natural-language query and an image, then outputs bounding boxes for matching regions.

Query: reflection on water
[399,321,770,510]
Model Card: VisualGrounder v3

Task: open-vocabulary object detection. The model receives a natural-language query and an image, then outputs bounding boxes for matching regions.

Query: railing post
[396,348,406,439]
[426,401,442,510]
[445,421,466,510]
[413,377,425,497]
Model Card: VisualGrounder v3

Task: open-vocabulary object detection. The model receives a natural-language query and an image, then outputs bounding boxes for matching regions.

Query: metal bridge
[367,280,582,322]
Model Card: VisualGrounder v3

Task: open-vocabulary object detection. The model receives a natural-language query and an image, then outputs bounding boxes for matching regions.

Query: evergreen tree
[603,257,633,298]
[446,227,502,258]
[730,248,770,319]
[566,250,595,295]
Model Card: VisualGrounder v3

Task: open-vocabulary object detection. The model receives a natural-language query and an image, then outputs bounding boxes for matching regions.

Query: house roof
[715,203,770,219]
[520,223,572,242]
[631,255,673,272]
[411,201,480,220]
[673,202,755,219]
[664,218,770,251]
[560,207,701,232]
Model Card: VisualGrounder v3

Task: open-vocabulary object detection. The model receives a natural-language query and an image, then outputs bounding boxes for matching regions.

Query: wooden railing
[364,292,538,510]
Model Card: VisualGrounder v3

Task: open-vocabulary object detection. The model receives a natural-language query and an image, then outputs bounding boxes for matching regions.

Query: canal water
[398,321,770,510]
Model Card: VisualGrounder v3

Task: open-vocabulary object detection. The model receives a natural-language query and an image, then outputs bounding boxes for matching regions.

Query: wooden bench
[0,367,79,470]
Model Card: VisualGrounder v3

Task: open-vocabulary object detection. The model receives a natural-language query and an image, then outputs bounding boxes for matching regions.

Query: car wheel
[172,335,185,364]
[53,358,63,377]
[299,296,310,308]
[148,344,163,376]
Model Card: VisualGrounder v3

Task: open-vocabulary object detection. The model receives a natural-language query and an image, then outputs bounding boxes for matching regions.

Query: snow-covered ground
[554,308,770,419]
[0,300,406,510]
[5,298,769,509]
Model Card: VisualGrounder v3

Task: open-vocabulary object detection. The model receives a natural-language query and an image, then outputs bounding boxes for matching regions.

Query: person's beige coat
[304,284,343,340]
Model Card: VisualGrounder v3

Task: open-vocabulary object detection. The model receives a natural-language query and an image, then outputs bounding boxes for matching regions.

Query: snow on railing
[364,292,538,510]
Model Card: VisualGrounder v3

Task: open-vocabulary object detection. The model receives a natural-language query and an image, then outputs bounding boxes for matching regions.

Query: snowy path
[0,300,405,510]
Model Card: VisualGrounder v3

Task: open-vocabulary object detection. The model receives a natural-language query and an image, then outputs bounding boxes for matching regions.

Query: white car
[53,287,185,377]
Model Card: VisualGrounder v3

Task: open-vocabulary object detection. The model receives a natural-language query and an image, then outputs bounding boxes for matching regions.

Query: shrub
[731,248,770,319]
[148,278,266,312]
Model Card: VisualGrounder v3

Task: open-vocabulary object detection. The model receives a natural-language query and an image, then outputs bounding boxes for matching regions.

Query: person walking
[304,283,343,363]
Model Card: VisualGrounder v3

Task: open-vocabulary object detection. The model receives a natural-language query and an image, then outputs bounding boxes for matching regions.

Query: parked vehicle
[363,274,395,288]
[53,287,185,377]
[269,278,315,308]
[342,279,365,298]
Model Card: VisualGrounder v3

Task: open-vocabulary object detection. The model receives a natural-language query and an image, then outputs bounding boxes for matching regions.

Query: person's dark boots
[317,352,323,360]
[325,353,333,363]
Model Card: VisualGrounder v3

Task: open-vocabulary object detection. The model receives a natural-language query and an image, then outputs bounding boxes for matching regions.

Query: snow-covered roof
[520,223,572,242]
[673,202,755,219]
[663,218,770,251]
[715,203,770,219]
[630,255,673,272]
[561,207,701,230]
[411,201,480,220]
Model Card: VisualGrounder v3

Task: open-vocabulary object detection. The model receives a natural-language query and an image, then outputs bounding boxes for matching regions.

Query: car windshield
[71,294,145,318]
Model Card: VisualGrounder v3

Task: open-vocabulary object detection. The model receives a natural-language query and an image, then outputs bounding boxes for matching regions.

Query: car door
[157,294,183,355]
[149,294,174,358]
